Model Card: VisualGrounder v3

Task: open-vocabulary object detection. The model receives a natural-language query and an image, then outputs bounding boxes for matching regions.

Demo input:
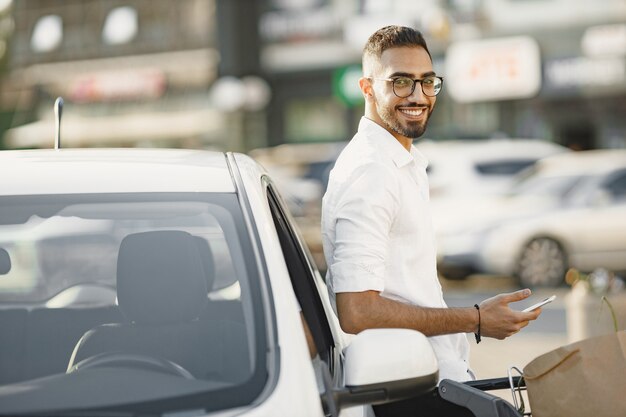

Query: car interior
[66,230,250,382]
[0,196,265,413]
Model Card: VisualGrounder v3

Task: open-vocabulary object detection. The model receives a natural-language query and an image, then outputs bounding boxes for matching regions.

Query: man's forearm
[336,291,478,336]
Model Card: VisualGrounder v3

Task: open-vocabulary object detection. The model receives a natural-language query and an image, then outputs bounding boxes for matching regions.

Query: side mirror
[327,328,438,411]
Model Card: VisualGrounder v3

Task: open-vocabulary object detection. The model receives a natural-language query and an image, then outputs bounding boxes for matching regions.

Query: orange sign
[445,36,541,103]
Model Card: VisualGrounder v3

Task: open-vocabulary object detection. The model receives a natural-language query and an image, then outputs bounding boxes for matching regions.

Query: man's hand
[478,289,542,340]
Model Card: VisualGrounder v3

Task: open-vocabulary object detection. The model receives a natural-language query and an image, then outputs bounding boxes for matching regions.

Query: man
[321,26,541,416]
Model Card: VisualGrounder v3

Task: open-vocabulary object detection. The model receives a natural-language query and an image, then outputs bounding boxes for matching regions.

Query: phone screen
[522,295,556,312]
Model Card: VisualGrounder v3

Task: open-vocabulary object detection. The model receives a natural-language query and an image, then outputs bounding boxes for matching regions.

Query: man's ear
[359,77,374,101]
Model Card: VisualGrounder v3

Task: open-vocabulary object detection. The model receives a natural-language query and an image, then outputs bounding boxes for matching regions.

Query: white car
[416,138,569,199]
[249,142,347,272]
[249,141,348,217]
[436,150,626,287]
[0,148,438,416]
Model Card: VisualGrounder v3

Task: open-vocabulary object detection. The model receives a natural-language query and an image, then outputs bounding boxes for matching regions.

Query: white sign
[545,57,626,89]
[445,36,541,103]
[582,24,626,57]
[69,69,165,103]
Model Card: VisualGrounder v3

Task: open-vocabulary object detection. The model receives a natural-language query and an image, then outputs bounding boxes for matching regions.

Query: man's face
[365,46,437,141]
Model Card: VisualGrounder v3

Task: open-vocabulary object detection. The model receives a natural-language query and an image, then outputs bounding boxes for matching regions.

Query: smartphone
[522,295,556,312]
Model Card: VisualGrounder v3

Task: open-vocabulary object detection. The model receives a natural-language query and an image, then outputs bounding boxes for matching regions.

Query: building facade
[0,0,624,151]
[1,0,228,149]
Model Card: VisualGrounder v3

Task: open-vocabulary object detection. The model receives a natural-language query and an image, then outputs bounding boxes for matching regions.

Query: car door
[265,181,362,417]
[567,169,626,270]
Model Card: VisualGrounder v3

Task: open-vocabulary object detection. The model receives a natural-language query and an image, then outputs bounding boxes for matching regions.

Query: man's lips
[397,106,427,119]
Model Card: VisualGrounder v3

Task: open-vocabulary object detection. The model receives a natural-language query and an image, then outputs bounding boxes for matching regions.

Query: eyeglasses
[370,75,444,98]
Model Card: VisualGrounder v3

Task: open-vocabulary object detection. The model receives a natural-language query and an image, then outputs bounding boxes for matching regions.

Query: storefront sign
[69,69,166,103]
[544,56,626,93]
[582,24,626,57]
[445,36,541,103]
[260,7,340,43]
[332,65,364,107]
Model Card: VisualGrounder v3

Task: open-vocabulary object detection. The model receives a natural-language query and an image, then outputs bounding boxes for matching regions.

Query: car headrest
[117,230,208,325]
[193,236,216,291]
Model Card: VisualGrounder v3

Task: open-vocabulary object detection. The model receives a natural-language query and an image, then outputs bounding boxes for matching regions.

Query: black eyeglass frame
[368,75,444,98]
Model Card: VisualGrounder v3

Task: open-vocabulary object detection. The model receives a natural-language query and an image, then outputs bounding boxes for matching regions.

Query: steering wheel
[68,352,195,379]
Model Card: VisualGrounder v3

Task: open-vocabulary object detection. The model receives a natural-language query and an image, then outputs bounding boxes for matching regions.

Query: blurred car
[0,148,438,416]
[249,142,347,272]
[249,142,347,216]
[416,138,569,200]
[250,139,566,275]
[436,150,626,287]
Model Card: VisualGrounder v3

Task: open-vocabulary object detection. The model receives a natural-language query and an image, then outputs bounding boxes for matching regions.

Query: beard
[378,103,430,140]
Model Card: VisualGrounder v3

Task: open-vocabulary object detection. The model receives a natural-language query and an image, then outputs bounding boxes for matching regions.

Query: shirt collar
[358,117,429,170]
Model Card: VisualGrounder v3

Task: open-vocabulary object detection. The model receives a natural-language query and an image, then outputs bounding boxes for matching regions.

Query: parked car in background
[436,150,626,287]
[249,142,347,215]
[0,148,438,416]
[416,138,569,200]
[249,142,347,272]
[250,139,567,274]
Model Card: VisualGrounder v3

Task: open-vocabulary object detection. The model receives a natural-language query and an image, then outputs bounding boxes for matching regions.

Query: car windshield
[508,170,584,199]
[0,193,267,415]
[473,159,537,176]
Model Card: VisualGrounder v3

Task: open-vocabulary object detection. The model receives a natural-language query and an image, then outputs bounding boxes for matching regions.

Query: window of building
[102,6,138,45]
[30,15,63,53]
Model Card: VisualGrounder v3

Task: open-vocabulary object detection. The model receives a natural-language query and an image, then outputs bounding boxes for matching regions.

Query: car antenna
[54,97,63,150]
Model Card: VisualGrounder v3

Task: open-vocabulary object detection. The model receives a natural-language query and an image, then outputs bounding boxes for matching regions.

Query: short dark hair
[363,25,431,61]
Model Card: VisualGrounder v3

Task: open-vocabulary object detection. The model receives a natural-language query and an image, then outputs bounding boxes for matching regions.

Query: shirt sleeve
[329,162,400,293]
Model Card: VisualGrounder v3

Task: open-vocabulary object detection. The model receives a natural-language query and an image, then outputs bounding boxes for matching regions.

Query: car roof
[416,139,568,161]
[0,148,237,195]
[533,149,626,176]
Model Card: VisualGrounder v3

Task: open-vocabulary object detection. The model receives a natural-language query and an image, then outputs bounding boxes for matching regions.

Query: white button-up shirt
[322,117,472,382]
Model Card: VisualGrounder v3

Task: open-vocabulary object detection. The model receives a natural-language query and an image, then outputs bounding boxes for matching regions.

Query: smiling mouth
[398,107,426,118]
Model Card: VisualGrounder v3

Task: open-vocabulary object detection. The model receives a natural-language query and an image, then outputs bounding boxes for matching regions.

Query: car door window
[266,182,346,416]
[266,184,335,364]
[606,170,626,202]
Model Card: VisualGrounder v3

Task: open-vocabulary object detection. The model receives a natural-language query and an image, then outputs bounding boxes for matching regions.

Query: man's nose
[407,81,427,102]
